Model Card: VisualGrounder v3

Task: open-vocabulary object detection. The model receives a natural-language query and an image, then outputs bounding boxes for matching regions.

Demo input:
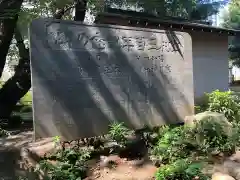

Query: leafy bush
[37,147,90,180]
[195,105,205,114]
[155,159,209,180]
[151,121,237,180]
[206,90,240,122]
[152,90,240,179]
[185,117,239,155]
[150,126,194,164]
[150,115,240,164]
[108,122,129,147]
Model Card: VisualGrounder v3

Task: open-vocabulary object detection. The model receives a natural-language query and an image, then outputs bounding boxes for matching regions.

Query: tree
[223,0,240,67]
[0,0,227,121]
[0,0,75,119]
[0,0,23,78]
[104,0,228,20]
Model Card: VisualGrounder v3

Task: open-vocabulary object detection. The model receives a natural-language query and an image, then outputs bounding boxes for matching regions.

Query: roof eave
[95,12,240,36]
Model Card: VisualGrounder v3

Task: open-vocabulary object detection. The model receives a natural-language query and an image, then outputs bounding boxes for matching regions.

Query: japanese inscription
[46,25,184,54]
[30,19,194,140]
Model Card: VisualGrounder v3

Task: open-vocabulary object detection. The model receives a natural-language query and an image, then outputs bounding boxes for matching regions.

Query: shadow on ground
[0,128,55,180]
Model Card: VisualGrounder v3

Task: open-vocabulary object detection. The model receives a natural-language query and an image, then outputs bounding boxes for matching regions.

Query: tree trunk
[0,0,23,77]
[74,0,87,21]
[0,6,71,120]
[0,27,30,119]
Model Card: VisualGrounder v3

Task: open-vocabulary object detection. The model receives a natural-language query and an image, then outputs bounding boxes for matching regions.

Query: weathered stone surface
[185,111,233,135]
[229,151,240,163]
[212,172,235,180]
[223,160,240,180]
[99,155,121,168]
[29,18,194,140]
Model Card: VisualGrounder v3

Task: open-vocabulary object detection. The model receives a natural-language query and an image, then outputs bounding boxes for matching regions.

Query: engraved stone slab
[29,18,194,140]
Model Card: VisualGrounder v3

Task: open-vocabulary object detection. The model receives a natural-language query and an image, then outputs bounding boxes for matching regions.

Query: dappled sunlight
[0,131,33,147]
[30,19,194,140]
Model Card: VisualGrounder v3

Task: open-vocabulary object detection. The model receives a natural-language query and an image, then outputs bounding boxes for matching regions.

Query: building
[95,8,240,102]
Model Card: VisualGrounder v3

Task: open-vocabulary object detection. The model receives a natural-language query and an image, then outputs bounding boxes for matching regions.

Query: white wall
[232,66,240,80]
[190,32,229,98]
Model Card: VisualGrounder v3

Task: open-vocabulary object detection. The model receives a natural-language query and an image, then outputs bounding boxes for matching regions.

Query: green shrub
[206,90,240,122]
[185,117,239,154]
[155,159,209,180]
[194,105,205,114]
[152,90,240,180]
[108,122,129,147]
[150,126,194,164]
[37,147,90,180]
[150,116,240,164]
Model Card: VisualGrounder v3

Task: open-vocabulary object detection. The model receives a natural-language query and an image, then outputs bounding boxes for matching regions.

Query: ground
[2,129,240,180]
[0,129,158,180]
[2,89,240,180]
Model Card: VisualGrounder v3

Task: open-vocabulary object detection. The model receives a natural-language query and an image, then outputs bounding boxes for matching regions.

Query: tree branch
[74,0,87,21]
[15,28,28,58]
[14,27,29,75]
[0,1,79,119]
[54,4,75,19]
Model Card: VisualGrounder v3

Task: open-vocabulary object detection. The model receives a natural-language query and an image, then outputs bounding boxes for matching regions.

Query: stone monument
[29,18,194,140]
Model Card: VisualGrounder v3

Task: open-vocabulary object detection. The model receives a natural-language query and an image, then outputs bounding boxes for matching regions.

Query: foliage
[17,177,27,180]
[194,105,201,113]
[155,159,209,180]
[222,0,240,66]
[150,126,194,164]
[104,0,227,20]
[151,120,239,179]
[205,90,240,122]
[194,96,209,114]
[151,118,240,163]
[0,127,9,137]
[108,122,129,147]
[37,147,91,180]
[19,91,32,106]
[185,117,239,154]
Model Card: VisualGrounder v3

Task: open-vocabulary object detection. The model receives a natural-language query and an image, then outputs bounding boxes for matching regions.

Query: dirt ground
[2,129,240,179]
[86,156,157,180]
[0,129,157,180]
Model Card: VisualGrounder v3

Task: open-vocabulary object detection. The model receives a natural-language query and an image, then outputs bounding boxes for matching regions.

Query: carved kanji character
[147,36,161,51]
[165,64,171,72]
[78,31,106,51]
[120,36,134,51]
[135,36,146,51]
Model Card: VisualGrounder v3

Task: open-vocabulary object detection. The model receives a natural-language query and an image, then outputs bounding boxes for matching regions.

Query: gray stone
[99,155,121,168]
[223,160,240,180]
[229,151,240,163]
[184,111,233,136]
[29,18,194,140]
